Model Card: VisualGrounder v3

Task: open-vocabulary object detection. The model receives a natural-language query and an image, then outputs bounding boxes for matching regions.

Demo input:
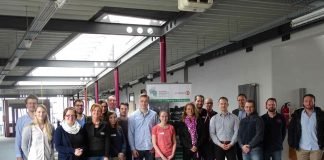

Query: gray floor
[0,136,16,160]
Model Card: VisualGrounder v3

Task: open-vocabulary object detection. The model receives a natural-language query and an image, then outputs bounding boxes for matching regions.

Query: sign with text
[146,83,191,102]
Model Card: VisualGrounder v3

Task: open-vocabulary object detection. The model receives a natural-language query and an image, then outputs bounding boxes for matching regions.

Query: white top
[108,107,120,117]
[22,124,54,160]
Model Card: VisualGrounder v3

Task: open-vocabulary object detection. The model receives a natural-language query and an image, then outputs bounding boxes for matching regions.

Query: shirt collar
[220,111,230,116]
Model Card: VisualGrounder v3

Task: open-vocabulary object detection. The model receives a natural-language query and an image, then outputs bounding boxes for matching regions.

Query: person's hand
[132,150,139,158]
[242,145,250,154]
[190,146,197,152]
[17,157,23,160]
[167,154,175,160]
[224,144,233,150]
[74,148,83,156]
[118,153,125,160]
[219,144,227,150]
[103,156,109,160]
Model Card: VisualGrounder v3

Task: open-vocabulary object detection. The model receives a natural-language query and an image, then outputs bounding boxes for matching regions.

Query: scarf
[184,116,197,146]
[61,120,81,134]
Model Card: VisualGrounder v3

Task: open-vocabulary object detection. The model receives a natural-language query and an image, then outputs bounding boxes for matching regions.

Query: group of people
[14,93,324,160]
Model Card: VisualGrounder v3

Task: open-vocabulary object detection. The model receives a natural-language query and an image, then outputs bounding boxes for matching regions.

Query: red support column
[84,87,88,115]
[114,67,120,107]
[95,80,99,103]
[160,36,167,83]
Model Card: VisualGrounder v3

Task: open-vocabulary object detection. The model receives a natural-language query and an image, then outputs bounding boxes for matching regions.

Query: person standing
[73,99,87,127]
[54,107,87,160]
[85,104,110,160]
[232,94,247,160]
[15,94,38,160]
[99,100,109,121]
[238,100,264,160]
[118,103,132,160]
[108,111,126,160]
[288,94,324,160]
[108,95,120,117]
[21,104,54,160]
[152,111,177,160]
[261,98,286,160]
[202,98,217,160]
[178,103,205,160]
[128,94,158,160]
[210,97,239,160]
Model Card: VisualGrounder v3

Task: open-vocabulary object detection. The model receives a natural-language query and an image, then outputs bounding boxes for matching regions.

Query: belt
[220,141,231,144]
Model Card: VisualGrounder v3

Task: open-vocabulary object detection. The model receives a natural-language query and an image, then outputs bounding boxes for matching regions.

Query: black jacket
[288,107,324,150]
[84,121,110,157]
[178,118,205,150]
[238,112,264,148]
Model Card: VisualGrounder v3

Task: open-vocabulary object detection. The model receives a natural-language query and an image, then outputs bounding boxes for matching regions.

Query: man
[128,94,158,160]
[262,98,286,160]
[210,97,239,160]
[232,93,247,160]
[238,100,264,160]
[201,97,218,160]
[15,94,38,160]
[99,100,108,120]
[288,94,324,160]
[195,95,207,118]
[108,95,120,117]
[118,102,132,160]
[74,99,86,127]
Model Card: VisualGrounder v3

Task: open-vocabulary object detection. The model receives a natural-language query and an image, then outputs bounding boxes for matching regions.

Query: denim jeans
[134,150,154,160]
[264,150,282,160]
[88,156,105,160]
[242,147,263,160]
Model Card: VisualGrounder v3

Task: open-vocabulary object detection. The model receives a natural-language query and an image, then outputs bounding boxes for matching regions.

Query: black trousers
[214,144,237,160]
[183,148,201,160]
[200,141,215,160]
[235,143,243,160]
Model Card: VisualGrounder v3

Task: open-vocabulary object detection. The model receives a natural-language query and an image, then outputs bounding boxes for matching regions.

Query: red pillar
[84,87,88,115]
[114,67,120,107]
[95,80,99,103]
[160,36,167,83]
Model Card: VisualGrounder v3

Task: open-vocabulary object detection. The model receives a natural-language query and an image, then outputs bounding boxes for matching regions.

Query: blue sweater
[54,126,87,160]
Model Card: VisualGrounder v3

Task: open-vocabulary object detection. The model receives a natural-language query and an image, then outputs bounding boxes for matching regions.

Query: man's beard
[268,108,276,113]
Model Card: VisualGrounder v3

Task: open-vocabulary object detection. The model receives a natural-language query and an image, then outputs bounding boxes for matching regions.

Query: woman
[21,104,54,160]
[84,104,110,160]
[178,103,205,160]
[107,111,126,160]
[54,107,87,160]
[152,111,177,160]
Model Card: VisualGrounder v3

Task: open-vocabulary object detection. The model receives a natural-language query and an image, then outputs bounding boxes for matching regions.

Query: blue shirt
[76,114,86,127]
[15,114,33,158]
[128,109,158,151]
[299,110,319,150]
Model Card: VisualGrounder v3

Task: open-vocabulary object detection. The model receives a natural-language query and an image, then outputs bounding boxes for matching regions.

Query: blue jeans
[134,150,154,160]
[88,156,105,160]
[264,150,282,160]
[242,147,263,160]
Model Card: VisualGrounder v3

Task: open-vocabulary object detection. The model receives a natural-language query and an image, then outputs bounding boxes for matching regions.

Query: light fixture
[137,27,143,34]
[80,77,83,81]
[147,28,153,34]
[94,62,98,67]
[126,27,133,33]
[291,7,324,28]
[100,62,104,66]
[167,61,186,72]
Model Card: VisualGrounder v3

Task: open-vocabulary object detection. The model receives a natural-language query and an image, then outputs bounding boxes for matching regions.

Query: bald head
[205,98,214,112]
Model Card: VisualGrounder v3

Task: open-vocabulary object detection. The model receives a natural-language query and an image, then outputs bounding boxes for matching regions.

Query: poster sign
[146,83,191,102]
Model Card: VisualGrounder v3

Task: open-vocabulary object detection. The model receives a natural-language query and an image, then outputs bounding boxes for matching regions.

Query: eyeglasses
[65,115,76,118]
[75,105,83,107]
[206,102,213,104]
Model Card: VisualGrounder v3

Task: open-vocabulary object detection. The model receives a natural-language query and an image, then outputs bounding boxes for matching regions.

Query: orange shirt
[152,124,175,158]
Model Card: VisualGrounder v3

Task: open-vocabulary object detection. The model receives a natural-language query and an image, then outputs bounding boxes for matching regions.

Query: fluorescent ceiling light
[16,81,86,86]
[98,14,166,26]
[291,7,324,28]
[167,62,186,72]
[29,67,105,77]
[53,34,145,61]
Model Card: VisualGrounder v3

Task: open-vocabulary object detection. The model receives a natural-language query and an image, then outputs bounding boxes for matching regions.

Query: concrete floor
[0,136,16,159]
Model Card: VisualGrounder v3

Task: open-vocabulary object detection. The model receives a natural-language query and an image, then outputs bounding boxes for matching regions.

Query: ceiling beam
[0,85,84,89]
[0,15,162,36]
[3,76,95,82]
[0,58,116,68]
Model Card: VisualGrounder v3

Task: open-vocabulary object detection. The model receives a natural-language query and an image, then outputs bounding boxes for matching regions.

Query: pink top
[152,124,176,158]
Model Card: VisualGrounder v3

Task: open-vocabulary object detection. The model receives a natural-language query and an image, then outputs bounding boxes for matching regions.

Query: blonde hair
[181,103,199,122]
[32,104,53,141]
[91,103,102,112]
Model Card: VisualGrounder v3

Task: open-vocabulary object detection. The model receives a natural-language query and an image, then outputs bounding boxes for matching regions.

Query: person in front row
[128,94,158,160]
[22,104,54,160]
[152,111,177,160]
[178,103,205,160]
[288,94,324,160]
[85,104,110,160]
[238,100,264,160]
[261,98,286,160]
[108,111,126,160]
[210,97,239,160]
[54,107,87,160]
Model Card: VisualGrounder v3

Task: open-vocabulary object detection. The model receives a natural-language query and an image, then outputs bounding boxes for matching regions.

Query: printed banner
[146,83,191,102]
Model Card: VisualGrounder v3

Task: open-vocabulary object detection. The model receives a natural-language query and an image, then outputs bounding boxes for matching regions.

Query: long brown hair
[107,111,119,128]
[181,102,199,122]
[32,104,53,141]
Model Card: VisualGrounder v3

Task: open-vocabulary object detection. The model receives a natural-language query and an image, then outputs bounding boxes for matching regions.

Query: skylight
[52,34,145,61]
[28,67,104,77]
[98,13,166,26]
[17,81,87,86]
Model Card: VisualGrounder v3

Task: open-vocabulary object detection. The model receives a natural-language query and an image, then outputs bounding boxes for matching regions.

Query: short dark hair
[73,99,84,106]
[266,98,277,105]
[25,94,38,104]
[303,94,315,102]
[194,95,204,101]
[140,94,149,100]
[120,102,129,108]
[218,96,228,102]
[140,89,147,94]
[237,93,247,99]
[246,99,255,107]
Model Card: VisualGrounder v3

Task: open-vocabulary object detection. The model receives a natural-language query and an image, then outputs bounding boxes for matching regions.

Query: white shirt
[108,107,120,117]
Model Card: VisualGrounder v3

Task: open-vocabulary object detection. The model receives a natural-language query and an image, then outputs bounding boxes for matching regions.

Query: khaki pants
[296,149,323,160]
